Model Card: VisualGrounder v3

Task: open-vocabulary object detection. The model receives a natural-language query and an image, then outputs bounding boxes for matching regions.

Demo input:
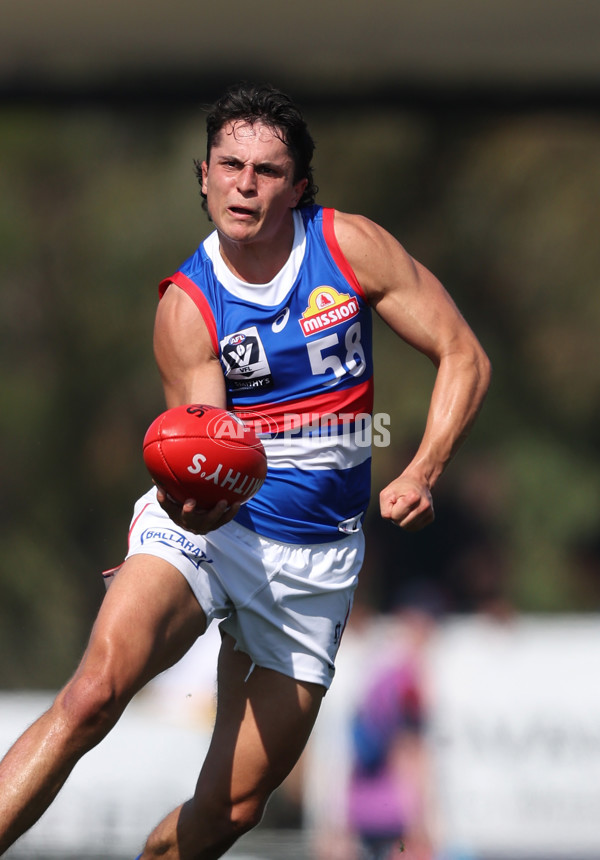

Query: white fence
[3,616,600,859]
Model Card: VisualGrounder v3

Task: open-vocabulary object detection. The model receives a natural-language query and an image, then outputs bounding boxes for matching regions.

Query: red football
[143,404,267,508]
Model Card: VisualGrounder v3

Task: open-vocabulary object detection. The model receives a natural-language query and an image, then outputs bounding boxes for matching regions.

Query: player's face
[201,121,307,247]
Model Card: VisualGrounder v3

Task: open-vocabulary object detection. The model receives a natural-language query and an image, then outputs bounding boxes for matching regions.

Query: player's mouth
[228,205,257,219]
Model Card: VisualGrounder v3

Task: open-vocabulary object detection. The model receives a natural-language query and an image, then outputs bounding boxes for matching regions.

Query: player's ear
[292,177,308,207]
[201,161,209,195]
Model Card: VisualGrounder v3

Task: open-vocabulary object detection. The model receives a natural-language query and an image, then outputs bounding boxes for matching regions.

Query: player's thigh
[76,553,208,697]
[196,633,324,806]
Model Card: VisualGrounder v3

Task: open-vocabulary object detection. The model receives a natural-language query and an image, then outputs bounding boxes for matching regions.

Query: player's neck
[217,219,295,285]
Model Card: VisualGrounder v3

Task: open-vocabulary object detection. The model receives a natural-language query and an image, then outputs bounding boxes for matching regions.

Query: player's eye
[219,158,242,171]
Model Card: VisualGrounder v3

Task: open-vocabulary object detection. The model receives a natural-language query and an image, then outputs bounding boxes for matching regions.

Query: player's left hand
[156,485,241,534]
[379,474,435,531]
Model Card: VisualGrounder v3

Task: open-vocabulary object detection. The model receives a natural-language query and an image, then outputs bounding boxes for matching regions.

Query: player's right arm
[151,282,240,533]
[153,283,227,409]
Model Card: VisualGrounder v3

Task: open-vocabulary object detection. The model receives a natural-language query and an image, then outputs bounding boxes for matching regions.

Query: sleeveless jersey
[158,205,374,544]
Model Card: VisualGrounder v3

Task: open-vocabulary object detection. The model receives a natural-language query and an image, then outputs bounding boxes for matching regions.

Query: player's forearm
[403,344,491,487]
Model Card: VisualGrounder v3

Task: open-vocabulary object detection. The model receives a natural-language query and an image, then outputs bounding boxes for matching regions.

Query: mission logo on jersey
[299,286,359,337]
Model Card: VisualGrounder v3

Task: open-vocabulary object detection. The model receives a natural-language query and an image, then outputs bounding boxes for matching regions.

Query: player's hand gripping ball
[143,404,267,508]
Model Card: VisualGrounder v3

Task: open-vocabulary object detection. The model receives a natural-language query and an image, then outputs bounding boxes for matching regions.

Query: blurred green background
[1,1,600,687]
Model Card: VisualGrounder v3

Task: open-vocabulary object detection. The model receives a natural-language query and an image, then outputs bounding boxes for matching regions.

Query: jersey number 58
[306,322,366,386]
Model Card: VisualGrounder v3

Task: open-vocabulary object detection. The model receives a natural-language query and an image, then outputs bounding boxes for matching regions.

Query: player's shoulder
[155,280,217,354]
[330,209,403,258]
[330,208,381,238]
[328,209,415,296]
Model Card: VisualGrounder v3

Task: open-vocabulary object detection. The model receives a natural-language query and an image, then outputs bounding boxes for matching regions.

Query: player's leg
[138,632,325,859]
[0,553,206,855]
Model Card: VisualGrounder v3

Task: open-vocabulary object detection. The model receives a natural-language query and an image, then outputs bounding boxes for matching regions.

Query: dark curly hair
[194,82,318,210]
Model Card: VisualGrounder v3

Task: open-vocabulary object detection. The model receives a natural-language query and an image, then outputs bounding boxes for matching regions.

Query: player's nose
[237,164,258,192]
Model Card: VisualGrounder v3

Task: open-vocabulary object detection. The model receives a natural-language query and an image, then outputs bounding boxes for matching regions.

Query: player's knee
[228,794,266,836]
[187,791,266,849]
[144,795,265,859]
[56,668,127,743]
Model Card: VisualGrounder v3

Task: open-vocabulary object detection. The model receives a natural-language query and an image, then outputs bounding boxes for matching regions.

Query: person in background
[348,609,435,859]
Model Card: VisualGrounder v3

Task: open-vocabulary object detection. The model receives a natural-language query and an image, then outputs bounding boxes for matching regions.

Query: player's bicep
[335,212,474,363]
[153,284,226,409]
[373,258,473,364]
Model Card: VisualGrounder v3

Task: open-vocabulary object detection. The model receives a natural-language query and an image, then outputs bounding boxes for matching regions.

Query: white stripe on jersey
[263,417,372,471]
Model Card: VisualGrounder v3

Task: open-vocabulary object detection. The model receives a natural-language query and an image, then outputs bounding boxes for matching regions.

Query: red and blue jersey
[159,205,374,543]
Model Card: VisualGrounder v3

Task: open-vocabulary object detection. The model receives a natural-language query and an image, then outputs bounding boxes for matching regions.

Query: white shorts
[120,489,363,689]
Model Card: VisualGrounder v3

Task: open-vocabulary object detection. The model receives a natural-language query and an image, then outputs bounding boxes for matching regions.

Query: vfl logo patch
[220,326,273,392]
[299,286,359,337]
